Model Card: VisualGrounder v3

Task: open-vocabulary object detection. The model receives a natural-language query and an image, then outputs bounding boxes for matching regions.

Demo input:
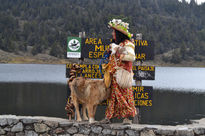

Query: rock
[0,127,6,135]
[102,129,112,135]
[16,132,25,136]
[58,134,71,136]
[89,133,98,136]
[25,131,38,136]
[176,129,194,136]
[111,130,117,135]
[126,130,139,136]
[73,134,88,136]
[44,121,58,128]
[34,123,50,133]
[24,125,33,130]
[155,129,175,135]
[73,122,80,127]
[0,119,8,126]
[110,124,131,129]
[140,130,156,136]
[100,124,111,129]
[21,118,40,124]
[54,128,64,134]
[79,126,91,135]
[11,122,23,132]
[67,127,78,134]
[59,122,73,127]
[117,130,124,136]
[194,127,205,135]
[4,127,11,131]
[39,133,49,136]
[7,118,19,125]
[91,126,102,134]
[7,132,15,136]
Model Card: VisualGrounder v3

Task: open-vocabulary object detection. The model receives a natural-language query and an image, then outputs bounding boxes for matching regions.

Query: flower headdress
[108,19,132,39]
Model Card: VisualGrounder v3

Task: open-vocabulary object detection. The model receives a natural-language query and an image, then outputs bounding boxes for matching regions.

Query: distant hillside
[0,0,205,64]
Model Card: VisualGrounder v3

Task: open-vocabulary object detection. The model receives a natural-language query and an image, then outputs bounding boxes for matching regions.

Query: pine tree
[171,50,182,64]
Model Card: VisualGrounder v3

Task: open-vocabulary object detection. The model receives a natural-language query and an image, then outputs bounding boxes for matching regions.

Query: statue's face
[112,30,116,41]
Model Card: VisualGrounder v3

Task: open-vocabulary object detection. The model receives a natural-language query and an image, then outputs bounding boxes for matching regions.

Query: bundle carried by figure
[109,42,135,89]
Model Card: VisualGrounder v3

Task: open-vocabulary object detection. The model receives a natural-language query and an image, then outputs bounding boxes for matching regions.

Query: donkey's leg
[87,105,95,123]
[72,97,82,121]
[82,104,88,120]
[93,105,97,117]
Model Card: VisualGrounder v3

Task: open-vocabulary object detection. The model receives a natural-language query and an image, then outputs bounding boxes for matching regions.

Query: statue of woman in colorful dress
[102,19,137,124]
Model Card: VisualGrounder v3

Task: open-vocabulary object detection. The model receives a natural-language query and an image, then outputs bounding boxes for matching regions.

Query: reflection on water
[140,90,205,125]
[0,82,205,125]
[0,82,67,118]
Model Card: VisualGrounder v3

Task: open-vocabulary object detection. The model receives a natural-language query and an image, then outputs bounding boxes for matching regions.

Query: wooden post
[78,32,85,118]
[67,32,85,120]
[133,33,142,124]
[78,31,85,65]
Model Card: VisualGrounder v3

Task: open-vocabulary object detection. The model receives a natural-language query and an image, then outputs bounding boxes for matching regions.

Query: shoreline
[0,50,205,67]
[1,56,205,67]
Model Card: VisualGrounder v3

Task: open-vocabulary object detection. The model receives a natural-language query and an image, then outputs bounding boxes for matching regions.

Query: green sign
[67,37,81,58]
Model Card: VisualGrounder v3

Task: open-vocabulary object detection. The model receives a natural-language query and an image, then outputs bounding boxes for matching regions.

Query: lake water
[0,64,205,125]
[0,64,66,84]
[1,64,205,92]
[143,67,205,92]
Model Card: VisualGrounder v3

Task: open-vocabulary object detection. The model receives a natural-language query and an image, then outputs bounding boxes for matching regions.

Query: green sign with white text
[67,37,81,58]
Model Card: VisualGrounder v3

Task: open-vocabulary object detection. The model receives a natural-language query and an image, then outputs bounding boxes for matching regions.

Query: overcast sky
[179,0,205,4]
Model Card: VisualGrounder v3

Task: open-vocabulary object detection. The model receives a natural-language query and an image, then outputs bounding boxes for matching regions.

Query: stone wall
[0,115,205,136]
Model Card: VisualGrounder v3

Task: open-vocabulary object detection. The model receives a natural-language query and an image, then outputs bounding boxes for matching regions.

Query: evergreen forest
[0,0,205,63]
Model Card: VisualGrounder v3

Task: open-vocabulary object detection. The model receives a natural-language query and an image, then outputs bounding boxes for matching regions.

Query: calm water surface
[1,64,205,91]
[143,66,205,92]
[0,64,205,125]
[0,64,66,83]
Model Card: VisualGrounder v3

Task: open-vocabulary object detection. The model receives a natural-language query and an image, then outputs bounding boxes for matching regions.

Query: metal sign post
[133,33,142,124]
[78,31,85,64]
